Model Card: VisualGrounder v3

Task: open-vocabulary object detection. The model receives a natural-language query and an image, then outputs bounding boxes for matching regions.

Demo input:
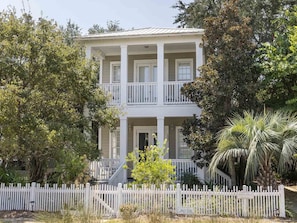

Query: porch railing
[171,159,205,182]
[127,82,157,104]
[100,83,121,105]
[89,159,120,182]
[108,161,126,186]
[163,81,192,104]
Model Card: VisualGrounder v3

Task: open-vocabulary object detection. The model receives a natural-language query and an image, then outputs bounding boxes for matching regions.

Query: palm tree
[209,111,297,188]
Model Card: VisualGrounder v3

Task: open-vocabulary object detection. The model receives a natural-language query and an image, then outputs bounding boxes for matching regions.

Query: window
[176,127,193,159]
[110,62,120,83]
[110,128,120,159]
[134,59,168,82]
[175,59,193,81]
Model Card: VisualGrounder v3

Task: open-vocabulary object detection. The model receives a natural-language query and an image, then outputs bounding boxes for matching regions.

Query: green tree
[60,19,82,45]
[0,10,119,183]
[88,20,123,34]
[124,140,175,187]
[174,0,297,44]
[181,0,259,165]
[209,111,297,188]
[257,7,297,110]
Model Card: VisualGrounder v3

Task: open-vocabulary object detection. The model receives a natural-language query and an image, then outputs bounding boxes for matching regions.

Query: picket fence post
[278,184,285,218]
[29,182,36,211]
[84,183,91,212]
[117,183,123,217]
[241,185,248,217]
[176,183,181,213]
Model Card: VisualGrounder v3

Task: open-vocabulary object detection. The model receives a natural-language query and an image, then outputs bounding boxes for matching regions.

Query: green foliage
[174,0,296,44]
[181,0,259,165]
[257,6,297,110]
[180,172,202,189]
[0,10,119,183]
[0,166,26,184]
[124,140,175,187]
[88,20,123,34]
[209,111,297,187]
[119,204,138,221]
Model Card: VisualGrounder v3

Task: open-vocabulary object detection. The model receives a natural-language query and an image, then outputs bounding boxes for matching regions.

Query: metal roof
[77,27,204,41]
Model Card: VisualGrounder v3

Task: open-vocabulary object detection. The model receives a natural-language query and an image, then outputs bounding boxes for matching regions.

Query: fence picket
[0,182,285,218]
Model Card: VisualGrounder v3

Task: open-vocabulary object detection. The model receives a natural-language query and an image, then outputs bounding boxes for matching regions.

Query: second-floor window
[111,62,120,83]
[134,59,169,82]
[175,59,193,81]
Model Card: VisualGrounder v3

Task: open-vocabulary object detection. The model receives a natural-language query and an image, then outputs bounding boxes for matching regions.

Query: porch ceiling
[92,42,195,56]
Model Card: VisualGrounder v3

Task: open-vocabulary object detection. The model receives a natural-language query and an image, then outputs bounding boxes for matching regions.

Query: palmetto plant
[209,111,297,188]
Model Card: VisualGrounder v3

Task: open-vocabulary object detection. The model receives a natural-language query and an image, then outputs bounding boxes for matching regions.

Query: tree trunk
[256,163,277,190]
[29,156,46,183]
[228,156,236,186]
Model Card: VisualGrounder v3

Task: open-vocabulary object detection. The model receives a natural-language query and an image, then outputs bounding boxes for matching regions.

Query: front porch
[89,158,232,187]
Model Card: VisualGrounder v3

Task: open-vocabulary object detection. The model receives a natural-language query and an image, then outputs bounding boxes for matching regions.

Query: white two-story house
[78,28,231,186]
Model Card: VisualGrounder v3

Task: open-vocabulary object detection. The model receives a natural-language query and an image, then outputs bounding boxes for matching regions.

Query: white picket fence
[0,183,285,218]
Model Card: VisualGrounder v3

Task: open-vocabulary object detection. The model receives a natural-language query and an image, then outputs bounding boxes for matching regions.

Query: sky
[0,0,192,34]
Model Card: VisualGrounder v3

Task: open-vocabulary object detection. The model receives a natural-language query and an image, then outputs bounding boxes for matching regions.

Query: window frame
[175,126,193,159]
[109,127,120,159]
[110,61,121,83]
[175,58,194,81]
[134,59,168,82]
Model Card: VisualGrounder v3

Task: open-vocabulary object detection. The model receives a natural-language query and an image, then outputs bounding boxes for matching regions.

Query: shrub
[124,139,175,187]
[119,204,137,221]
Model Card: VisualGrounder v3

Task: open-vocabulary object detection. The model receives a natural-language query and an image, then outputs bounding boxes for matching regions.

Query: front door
[137,130,157,151]
[134,126,169,158]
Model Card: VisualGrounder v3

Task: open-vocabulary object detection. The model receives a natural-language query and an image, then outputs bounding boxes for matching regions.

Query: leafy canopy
[210,111,297,187]
[257,6,297,110]
[0,10,119,183]
[181,0,259,164]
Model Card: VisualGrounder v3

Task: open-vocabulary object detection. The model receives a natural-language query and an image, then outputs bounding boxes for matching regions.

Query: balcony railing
[163,81,192,104]
[127,82,157,104]
[100,83,121,105]
[100,81,192,105]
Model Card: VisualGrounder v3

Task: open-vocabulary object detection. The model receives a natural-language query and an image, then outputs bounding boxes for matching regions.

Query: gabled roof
[77,27,204,41]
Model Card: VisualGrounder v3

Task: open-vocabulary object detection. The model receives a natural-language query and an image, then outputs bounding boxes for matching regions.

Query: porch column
[120,117,128,182]
[99,58,103,84]
[98,127,102,151]
[120,44,128,104]
[157,116,165,147]
[195,40,203,77]
[157,42,164,105]
[85,45,92,59]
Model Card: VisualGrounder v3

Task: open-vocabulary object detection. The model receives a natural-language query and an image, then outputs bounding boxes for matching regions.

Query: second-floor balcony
[100,81,192,106]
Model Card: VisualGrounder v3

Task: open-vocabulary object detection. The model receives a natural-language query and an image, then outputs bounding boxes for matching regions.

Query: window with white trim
[175,59,193,81]
[110,62,120,83]
[134,59,168,82]
[176,127,193,159]
[110,128,120,159]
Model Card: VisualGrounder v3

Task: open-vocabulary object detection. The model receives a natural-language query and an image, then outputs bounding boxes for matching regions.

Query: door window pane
[139,66,150,82]
[153,66,157,82]
[112,64,120,83]
[111,129,120,159]
[139,133,149,151]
